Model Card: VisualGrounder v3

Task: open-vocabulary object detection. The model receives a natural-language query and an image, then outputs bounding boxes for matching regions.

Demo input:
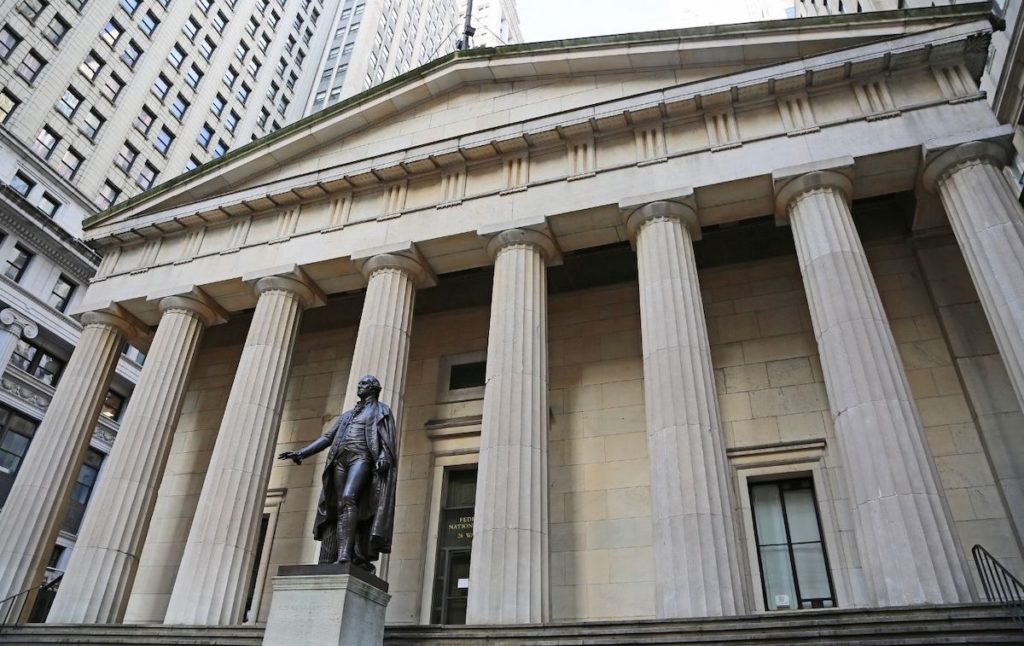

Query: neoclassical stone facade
[0,5,1022,629]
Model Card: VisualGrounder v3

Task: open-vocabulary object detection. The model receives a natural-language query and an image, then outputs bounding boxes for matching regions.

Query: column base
[263,564,391,646]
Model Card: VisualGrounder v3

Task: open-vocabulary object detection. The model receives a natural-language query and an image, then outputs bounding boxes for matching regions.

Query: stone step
[0,603,1018,645]
[384,604,1023,645]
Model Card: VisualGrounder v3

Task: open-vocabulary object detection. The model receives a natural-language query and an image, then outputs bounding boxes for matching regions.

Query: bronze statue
[278,375,397,572]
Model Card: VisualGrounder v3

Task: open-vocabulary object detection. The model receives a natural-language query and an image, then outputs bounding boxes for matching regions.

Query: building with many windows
[303,0,467,115]
[457,0,522,48]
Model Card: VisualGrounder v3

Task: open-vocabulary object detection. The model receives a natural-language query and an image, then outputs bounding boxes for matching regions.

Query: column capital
[79,303,152,349]
[148,286,229,327]
[242,265,325,309]
[921,140,1009,192]
[353,242,436,288]
[773,159,854,224]
[0,308,38,340]
[622,198,700,242]
[478,220,561,264]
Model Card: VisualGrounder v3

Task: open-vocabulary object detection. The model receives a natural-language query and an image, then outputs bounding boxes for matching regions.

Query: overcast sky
[516,0,793,42]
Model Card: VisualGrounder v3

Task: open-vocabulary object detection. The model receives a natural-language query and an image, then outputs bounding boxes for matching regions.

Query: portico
[1,5,1022,630]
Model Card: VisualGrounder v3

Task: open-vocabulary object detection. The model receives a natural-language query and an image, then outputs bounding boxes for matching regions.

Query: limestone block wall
[384,305,491,623]
[917,241,1024,576]
[546,283,652,621]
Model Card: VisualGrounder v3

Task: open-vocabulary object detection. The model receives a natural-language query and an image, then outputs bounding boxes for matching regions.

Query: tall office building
[303,0,465,115]
[457,0,522,48]
[0,0,475,224]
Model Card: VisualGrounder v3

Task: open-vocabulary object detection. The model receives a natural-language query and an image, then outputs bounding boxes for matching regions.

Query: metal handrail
[973,544,1024,629]
[0,573,62,626]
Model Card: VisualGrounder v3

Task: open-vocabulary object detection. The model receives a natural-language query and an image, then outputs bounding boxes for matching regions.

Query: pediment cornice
[88,22,991,248]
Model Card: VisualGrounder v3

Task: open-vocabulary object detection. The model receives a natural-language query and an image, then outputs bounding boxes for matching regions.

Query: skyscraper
[0,0,479,228]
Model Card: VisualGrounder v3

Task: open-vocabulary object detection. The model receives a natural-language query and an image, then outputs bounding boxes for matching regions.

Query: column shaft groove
[937,159,1024,414]
[466,241,549,624]
[49,307,208,623]
[0,322,125,618]
[788,185,969,606]
[634,215,742,618]
[163,288,305,625]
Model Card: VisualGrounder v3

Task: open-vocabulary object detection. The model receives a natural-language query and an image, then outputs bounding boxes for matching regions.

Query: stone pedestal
[263,564,390,646]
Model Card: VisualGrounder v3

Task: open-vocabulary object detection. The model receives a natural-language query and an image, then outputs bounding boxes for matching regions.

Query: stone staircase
[0,603,1018,645]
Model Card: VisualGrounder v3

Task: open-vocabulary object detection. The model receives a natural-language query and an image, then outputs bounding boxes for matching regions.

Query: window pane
[751,483,786,545]
[0,430,29,457]
[759,544,798,610]
[783,487,822,543]
[793,543,832,604]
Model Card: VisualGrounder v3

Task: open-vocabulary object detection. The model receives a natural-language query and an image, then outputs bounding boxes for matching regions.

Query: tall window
[48,274,75,311]
[0,406,40,508]
[44,14,69,45]
[430,468,476,624]
[151,74,171,100]
[57,148,83,180]
[79,49,103,79]
[100,390,125,421]
[182,16,200,40]
[115,142,138,172]
[167,43,186,69]
[10,339,64,385]
[139,10,159,37]
[17,49,45,83]
[37,192,60,217]
[32,126,59,159]
[136,162,157,189]
[95,180,121,208]
[750,477,836,611]
[120,0,140,16]
[63,449,104,534]
[56,87,82,118]
[18,0,48,23]
[185,63,203,89]
[10,171,35,196]
[133,106,156,134]
[120,40,141,68]
[4,244,33,282]
[0,25,22,61]
[169,94,189,121]
[100,19,122,47]
[80,108,105,140]
[103,73,124,102]
[154,126,174,154]
[0,90,19,124]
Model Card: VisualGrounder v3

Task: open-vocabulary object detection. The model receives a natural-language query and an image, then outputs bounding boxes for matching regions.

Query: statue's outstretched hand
[278,451,303,465]
[376,456,391,475]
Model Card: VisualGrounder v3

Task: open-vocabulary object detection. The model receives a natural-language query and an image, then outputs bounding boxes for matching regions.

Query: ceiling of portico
[83,4,991,239]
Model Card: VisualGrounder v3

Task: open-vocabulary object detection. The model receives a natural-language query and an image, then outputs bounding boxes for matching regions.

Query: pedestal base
[262,564,391,646]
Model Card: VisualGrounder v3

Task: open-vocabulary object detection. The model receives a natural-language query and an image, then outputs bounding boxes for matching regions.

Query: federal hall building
[1,3,1024,640]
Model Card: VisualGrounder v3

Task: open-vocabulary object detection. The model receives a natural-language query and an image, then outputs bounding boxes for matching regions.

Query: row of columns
[0,140,1021,624]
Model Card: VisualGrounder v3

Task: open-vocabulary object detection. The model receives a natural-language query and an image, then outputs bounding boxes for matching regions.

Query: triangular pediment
[83,4,991,240]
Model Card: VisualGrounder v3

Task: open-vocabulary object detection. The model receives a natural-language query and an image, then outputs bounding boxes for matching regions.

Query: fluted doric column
[0,306,145,621]
[164,269,322,625]
[923,141,1024,415]
[466,227,558,624]
[776,169,970,606]
[624,200,743,618]
[344,247,435,422]
[0,307,38,370]
[49,290,226,624]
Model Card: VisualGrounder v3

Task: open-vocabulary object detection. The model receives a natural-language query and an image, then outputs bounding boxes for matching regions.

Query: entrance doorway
[430,467,476,624]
